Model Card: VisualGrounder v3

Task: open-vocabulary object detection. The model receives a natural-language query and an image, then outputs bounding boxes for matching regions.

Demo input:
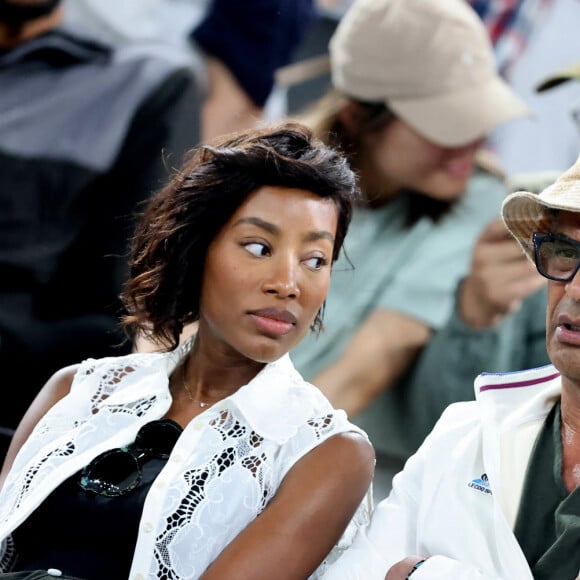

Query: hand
[202,56,263,143]
[459,218,546,329]
[386,556,428,580]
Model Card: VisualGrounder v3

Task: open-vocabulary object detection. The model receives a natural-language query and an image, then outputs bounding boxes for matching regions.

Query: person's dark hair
[121,122,359,350]
[303,92,454,225]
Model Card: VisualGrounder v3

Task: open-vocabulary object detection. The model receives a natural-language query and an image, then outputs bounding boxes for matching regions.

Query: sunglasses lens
[78,420,182,497]
[135,419,182,458]
[80,449,141,497]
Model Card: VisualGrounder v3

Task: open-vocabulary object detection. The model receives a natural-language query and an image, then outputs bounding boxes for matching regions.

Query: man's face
[546,210,580,383]
[0,0,60,25]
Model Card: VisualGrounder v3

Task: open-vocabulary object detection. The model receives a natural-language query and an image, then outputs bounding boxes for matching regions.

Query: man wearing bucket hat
[290,0,528,493]
[322,157,580,579]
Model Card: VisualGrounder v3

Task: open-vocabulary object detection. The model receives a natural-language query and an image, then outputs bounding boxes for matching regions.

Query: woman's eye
[304,256,328,270]
[243,242,270,257]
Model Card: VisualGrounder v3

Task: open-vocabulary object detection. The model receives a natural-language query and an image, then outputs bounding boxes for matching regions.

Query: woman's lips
[248,308,297,336]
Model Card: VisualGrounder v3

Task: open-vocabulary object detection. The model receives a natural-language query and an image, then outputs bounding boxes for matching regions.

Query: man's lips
[555,314,580,344]
[557,313,580,330]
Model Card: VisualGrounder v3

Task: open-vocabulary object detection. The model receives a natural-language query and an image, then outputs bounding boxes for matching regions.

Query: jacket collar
[475,364,561,428]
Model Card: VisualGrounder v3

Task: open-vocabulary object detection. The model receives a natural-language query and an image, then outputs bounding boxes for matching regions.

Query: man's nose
[565,269,580,301]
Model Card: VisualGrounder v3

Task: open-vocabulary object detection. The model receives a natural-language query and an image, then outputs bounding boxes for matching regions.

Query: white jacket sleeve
[322,412,505,580]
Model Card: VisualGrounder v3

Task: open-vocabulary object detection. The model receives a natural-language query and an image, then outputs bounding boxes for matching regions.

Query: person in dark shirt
[0,0,201,429]
[62,0,317,143]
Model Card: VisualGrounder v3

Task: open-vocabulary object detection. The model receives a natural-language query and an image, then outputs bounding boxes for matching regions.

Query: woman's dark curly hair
[121,121,359,350]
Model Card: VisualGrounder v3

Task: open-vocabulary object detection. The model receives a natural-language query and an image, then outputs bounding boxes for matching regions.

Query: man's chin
[548,343,580,382]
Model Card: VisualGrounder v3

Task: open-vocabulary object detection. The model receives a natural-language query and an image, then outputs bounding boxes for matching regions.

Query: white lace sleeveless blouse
[0,344,372,579]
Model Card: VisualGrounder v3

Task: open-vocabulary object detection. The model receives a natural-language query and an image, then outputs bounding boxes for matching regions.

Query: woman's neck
[182,336,266,402]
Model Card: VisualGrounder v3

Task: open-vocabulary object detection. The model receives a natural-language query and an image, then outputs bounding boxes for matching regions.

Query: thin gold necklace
[180,361,220,409]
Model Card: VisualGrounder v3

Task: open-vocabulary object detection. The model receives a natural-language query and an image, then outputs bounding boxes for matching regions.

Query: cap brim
[536,62,580,92]
[388,77,530,147]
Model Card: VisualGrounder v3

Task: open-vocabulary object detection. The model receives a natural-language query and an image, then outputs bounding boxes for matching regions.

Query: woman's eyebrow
[233,216,279,235]
[304,231,335,243]
[234,217,335,244]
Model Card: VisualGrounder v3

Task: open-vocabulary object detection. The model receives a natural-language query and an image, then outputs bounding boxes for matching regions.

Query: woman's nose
[262,258,300,299]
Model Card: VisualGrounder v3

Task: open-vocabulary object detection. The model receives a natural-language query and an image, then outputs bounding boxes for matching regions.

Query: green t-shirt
[514,400,580,580]
[290,170,506,455]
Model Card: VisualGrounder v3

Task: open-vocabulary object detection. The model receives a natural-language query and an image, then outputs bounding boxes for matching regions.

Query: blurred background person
[384,216,549,461]
[0,0,200,432]
[385,58,580,466]
[287,0,528,497]
[323,153,580,580]
[472,0,580,175]
[62,0,318,143]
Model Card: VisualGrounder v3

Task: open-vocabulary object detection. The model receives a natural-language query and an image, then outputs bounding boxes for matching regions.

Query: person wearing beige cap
[289,0,528,491]
[323,156,580,580]
[390,56,580,466]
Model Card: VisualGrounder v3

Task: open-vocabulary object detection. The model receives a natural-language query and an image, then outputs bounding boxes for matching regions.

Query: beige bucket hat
[502,156,580,260]
[329,0,529,147]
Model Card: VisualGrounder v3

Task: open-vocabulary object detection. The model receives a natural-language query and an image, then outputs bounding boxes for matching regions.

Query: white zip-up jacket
[323,364,567,579]
[0,345,371,579]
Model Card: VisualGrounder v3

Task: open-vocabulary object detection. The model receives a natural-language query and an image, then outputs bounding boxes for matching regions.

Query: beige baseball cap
[502,156,580,260]
[329,0,529,147]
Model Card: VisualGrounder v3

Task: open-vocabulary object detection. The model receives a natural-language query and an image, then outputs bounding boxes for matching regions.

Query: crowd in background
[1,0,580,577]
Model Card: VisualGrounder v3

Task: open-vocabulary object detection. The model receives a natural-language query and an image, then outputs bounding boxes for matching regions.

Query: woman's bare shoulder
[0,363,82,486]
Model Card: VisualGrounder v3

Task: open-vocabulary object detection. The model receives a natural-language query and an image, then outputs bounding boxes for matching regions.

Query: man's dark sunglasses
[533,232,580,282]
[78,419,182,497]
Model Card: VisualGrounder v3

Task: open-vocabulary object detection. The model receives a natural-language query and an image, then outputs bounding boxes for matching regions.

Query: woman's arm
[201,431,375,580]
[0,364,78,488]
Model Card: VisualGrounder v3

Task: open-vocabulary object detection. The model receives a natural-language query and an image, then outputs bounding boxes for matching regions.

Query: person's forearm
[313,366,383,416]
[312,346,422,416]
[311,310,430,416]
[201,56,263,142]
